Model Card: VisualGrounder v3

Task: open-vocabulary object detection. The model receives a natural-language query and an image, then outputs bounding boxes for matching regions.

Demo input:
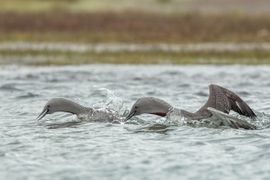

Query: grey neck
[59,99,92,115]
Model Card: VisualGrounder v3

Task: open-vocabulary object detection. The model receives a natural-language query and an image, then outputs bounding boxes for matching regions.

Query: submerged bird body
[126,84,257,129]
[37,98,118,122]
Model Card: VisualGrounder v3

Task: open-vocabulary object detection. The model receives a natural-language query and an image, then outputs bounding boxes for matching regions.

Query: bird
[37,98,118,122]
[126,84,257,129]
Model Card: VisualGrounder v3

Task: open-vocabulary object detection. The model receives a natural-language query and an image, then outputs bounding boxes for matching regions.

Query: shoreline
[0,42,269,65]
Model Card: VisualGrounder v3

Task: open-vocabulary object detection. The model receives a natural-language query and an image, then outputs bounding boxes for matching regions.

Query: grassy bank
[0,10,270,65]
[0,12,270,43]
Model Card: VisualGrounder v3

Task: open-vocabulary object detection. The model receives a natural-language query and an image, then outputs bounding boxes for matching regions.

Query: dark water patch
[0,84,22,91]
[125,124,172,134]
[160,70,185,77]
[236,82,254,87]
[146,91,157,96]
[45,121,83,129]
[16,92,40,99]
[132,77,143,81]
[194,91,208,97]
[237,91,251,96]
[177,83,190,88]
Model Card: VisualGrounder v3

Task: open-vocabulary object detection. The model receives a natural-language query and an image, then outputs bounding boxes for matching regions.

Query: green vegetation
[1,49,270,65]
[1,0,269,15]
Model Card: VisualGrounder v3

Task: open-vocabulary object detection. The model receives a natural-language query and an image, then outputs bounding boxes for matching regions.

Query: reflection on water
[0,65,270,180]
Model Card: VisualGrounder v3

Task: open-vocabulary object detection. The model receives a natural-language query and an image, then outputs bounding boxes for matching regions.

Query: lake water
[1,65,270,180]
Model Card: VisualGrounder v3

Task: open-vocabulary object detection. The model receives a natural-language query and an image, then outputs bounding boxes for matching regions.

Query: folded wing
[197,84,256,118]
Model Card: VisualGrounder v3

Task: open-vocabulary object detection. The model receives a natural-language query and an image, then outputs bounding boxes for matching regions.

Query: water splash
[90,88,128,122]
[248,111,270,128]
[78,108,121,123]
[92,88,125,112]
[63,88,127,123]
[166,108,186,125]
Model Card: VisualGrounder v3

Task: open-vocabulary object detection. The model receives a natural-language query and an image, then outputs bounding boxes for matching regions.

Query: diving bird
[37,98,118,121]
[126,84,257,129]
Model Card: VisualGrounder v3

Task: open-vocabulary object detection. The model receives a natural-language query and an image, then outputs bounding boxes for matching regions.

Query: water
[1,65,270,180]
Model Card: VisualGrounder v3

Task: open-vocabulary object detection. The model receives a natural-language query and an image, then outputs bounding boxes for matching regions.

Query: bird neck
[61,100,91,115]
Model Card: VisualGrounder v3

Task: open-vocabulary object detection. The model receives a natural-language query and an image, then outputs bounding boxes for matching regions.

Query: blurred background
[0,0,270,65]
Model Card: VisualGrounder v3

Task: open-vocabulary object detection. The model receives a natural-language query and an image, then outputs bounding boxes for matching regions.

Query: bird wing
[207,107,256,130]
[197,84,256,118]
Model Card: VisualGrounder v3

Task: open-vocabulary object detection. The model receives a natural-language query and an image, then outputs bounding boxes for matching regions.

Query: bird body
[126,84,256,129]
[37,98,118,122]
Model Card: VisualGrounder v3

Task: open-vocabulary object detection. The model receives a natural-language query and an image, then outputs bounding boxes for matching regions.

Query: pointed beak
[36,108,48,120]
[126,110,136,120]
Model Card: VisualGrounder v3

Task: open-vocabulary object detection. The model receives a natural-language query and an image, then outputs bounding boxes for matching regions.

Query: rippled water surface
[1,65,270,180]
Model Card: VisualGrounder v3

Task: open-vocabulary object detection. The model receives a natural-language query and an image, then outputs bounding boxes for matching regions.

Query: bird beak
[126,111,136,120]
[37,108,48,120]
